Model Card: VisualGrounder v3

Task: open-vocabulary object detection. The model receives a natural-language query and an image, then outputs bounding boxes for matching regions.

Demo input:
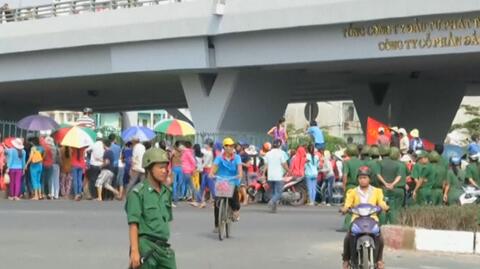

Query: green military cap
[389,147,401,160]
[361,145,371,156]
[346,144,359,157]
[369,146,380,157]
[428,150,441,163]
[142,148,170,168]
[379,145,391,156]
[415,150,428,159]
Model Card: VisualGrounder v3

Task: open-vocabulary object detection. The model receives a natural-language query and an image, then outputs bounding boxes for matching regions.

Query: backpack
[31,146,43,163]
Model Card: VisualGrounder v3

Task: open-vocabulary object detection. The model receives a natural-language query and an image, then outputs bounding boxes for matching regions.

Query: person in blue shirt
[307,121,325,151]
[209,137,243,233]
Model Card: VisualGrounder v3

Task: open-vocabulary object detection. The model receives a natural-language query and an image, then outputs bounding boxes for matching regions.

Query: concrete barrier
[383,225,478,254]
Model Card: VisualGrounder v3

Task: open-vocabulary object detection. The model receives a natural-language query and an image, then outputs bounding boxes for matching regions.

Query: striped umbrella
[153,119,195,136]
[60,126,95,148]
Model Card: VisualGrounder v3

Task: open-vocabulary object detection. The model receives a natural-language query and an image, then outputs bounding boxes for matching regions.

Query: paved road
[0,201,478,269]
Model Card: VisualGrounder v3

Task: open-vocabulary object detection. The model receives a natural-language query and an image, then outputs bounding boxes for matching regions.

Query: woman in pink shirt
[181,141,196,201]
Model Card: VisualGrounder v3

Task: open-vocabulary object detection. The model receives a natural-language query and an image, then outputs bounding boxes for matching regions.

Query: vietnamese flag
[366,117,391,145]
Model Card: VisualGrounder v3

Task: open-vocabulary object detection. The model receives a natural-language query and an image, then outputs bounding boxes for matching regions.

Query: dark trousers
[343,232,384,262]
[87,165,101,199]
[214,187,240,228]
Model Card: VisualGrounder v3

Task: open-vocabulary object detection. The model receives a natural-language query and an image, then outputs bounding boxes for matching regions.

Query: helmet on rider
[223,137,235,147]
[357,166,371,178]
[450,156,462,166]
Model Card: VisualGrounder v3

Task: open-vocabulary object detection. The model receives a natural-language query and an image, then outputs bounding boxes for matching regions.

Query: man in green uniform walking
[429,151,448,206]
[342,144,363,230]
[126,148,177,269]
[412,150,434,205]
[377,147,404,224]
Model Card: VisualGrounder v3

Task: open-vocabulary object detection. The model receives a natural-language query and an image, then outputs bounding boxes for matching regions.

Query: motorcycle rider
[465,153,480,189]
[341,166,389,269]
[342,144,363,230]
[445,156,465,205]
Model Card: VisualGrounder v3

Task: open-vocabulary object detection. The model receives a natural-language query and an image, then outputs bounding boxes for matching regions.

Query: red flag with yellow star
[366,117,391,145]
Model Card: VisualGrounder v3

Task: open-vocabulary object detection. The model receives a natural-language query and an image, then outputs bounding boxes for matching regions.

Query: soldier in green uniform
[428,151,448,206]
[445,156,465,205]
[412,150,434,205]
[342,144,363,230]
[365,146,381,187]
[125,148,176,269]
[360,145,371,162]
[377,147,404,224]
[465,154,480,189]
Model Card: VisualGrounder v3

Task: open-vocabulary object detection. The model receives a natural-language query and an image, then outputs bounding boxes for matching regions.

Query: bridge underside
[2,53,480,142]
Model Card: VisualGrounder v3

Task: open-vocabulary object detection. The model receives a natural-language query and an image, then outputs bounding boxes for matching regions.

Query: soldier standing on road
[125,148,176,269]
[377,147,403,224]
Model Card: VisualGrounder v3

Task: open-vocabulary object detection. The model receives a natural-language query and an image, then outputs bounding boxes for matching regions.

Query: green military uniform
[447,169,465,205]
[411,158,435,206]
[429,151,448,206]
[366,146,381,187]
[378,148,404,224]
[465,162,480,187]
[342,144,362,230]
[125,149,176,269]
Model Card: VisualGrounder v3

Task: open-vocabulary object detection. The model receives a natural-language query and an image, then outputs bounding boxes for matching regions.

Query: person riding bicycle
[125,148,176,269]
[340,166,389,269]
[209,137,243,233]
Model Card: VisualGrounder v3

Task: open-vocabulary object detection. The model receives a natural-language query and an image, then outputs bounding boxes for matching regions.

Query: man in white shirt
[263,139,289,213]
[126,137,146,192]
[86,133,104,199]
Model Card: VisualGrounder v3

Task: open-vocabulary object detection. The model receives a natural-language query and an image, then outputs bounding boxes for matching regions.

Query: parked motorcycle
[347,204,382,269]
[459,185,480,205]
[247,176,307,206]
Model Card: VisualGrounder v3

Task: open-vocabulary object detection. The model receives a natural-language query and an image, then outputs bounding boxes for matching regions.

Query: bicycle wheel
[225,199,231,238]
[218,198,226,241]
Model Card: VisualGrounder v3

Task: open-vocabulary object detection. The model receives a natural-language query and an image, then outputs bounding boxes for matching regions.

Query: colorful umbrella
[17,115,59,131]
[154,119,195,136]
[61,126,95,148]
[121,126,156,142]
[54,127,96,144]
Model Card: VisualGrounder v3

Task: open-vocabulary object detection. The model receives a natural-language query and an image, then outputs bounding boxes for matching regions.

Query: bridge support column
[350,80,466,143]
[181,71,294,133]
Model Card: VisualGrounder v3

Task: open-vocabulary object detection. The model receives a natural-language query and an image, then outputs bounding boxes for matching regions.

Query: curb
[383,225,479,255]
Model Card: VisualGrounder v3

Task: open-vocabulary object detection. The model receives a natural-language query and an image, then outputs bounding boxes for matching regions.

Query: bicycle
[214,176,237,241]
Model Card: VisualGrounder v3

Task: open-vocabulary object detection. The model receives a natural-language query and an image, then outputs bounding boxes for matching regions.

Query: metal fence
[0,121,30,139]
[0,0,185,23]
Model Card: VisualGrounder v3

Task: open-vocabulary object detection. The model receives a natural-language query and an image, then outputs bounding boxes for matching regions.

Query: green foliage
[451,105,480,135]
[398,205,480,232]
[287,129,346,152]
[461,104,480,117]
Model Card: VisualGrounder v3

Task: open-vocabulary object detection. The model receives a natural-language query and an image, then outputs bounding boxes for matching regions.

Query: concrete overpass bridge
[1,0,480,142]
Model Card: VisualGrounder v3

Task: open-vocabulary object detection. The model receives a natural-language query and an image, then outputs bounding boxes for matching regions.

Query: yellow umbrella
[61,126,95,148]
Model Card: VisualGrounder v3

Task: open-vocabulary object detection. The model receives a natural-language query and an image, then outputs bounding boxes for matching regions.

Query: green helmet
[428,151,441,163]
[389,147,401,160]
[415,150,428,159]
[379,145,391,157]
[345,144,359,157]
[361,145,371,156]
[369,146,380,157]
[142,148,170,168]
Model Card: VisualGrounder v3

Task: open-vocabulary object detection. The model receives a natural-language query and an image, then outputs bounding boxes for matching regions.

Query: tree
[450,105,480,135]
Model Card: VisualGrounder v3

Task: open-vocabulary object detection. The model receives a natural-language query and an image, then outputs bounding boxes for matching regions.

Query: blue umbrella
[17,115,59,131]
[443,144,466,159]
[121,126,156,142]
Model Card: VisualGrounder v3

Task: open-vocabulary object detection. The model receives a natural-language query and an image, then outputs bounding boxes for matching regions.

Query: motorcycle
[247,176,308,206]
[459,185,480,205]
[347,204,382,269]
[281,176,308,206]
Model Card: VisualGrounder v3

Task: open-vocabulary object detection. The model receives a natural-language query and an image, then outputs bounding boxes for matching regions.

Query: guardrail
[0,0,184,23]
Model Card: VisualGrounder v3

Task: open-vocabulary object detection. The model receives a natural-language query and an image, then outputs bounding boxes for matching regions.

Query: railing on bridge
[0,0,185,23]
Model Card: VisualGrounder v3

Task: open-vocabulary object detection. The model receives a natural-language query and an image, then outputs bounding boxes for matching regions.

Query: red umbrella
[53,127,71,144]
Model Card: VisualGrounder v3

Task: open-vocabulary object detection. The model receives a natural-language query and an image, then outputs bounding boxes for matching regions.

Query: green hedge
[398,205,480,232]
